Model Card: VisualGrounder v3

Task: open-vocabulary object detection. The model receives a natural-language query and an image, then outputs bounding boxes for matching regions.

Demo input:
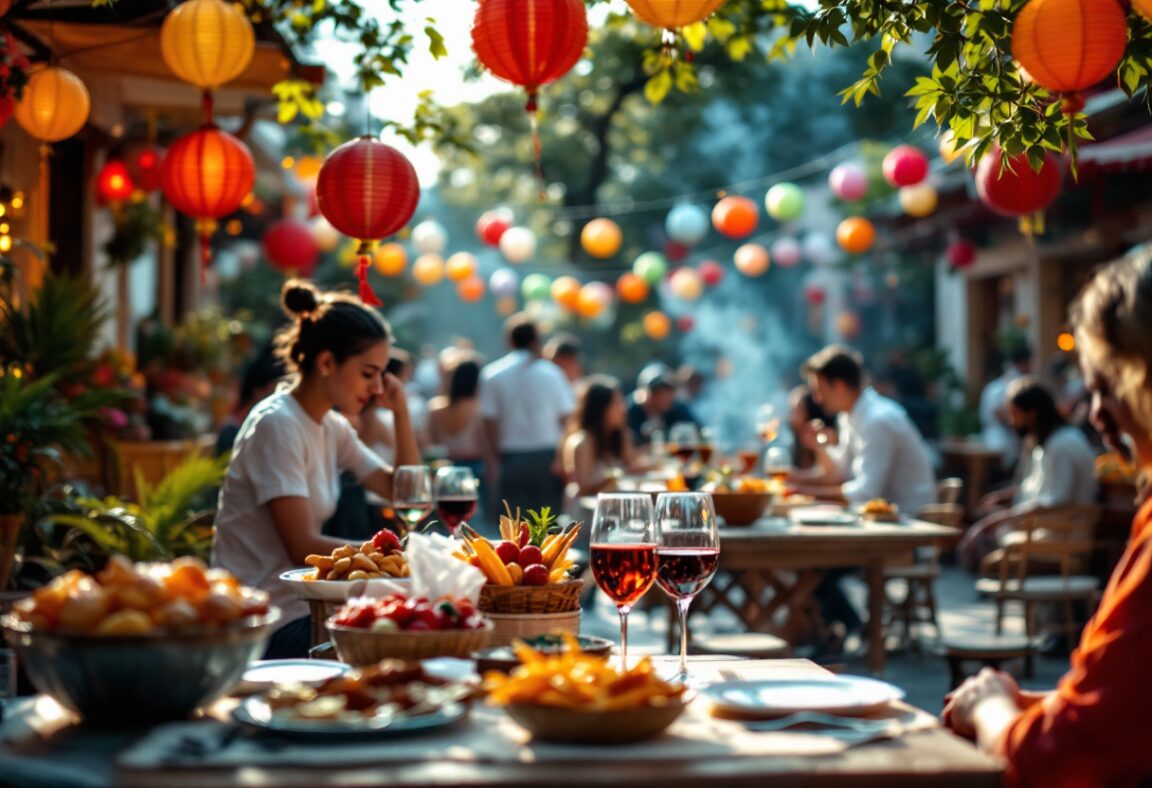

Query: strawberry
[371,529,403,555]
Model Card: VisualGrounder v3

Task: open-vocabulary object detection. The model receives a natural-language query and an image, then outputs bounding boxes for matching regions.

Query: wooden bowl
[502,692,692,744]
[326,620,493,666]
[711,492,772,526]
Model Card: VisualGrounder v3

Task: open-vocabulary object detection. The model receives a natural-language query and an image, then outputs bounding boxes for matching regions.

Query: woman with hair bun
[213,280,419,658]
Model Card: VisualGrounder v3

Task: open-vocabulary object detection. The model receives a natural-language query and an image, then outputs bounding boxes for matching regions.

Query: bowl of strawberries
[326,594,493,665]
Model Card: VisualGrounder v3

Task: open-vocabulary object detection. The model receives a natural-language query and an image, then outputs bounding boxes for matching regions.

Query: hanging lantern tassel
[195,219,218,281]
[202,90,215,123]
[356,240,382,306]
[525,92,546,200]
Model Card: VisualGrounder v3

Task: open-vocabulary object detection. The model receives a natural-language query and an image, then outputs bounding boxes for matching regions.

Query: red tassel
[199,234,211,285]
[358,254,382,306]
[526,93,546,201]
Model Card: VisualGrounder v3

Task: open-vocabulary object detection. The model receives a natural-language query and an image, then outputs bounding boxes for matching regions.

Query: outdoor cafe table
[702,516,961,674]
[0,657,1002,787]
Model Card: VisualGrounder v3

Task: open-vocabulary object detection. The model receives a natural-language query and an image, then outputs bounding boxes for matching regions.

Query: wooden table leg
[865,561,886,675]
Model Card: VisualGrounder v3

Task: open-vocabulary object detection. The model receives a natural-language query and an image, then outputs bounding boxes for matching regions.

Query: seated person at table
[626,363,700,448]
[943,247,1152,788]
[787,384,835,472]
[561,376,645,507]
[956,378,1099,573]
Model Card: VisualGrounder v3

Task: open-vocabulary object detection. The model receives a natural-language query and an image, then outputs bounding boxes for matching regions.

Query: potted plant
[0,368,107,589]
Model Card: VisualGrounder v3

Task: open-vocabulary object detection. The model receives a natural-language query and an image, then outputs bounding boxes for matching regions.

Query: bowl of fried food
[484,636,691,744]
[706,478,773,527]
[2,556,277,725]
[859,499,900,522]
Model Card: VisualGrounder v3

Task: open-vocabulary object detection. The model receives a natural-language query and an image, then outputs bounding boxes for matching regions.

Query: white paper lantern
[412,220,448,255]
[488,268,520,298]
[499,226,537,264]
[770,237,802,268]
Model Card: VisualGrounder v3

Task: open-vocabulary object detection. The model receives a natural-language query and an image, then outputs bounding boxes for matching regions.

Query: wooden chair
[883,502,964,648]
[937,478,964,507]
[974,504,1102,640]
[106,435,216,501]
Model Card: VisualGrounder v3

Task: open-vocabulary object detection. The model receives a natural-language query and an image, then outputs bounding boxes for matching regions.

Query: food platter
[233,696,469,740]
[279,568,410,602]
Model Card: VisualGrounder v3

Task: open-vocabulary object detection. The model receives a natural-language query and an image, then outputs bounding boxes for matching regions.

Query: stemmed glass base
[617,604,631,672]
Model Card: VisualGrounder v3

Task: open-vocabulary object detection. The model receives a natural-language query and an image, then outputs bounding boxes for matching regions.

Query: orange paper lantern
[413,254,445,286]
[446,252,478,282]
[580,218,622,259]
[1011,0,1127,95]
[160,0,255,92]
[15,66,90,142]
[836,217,876,255]
[551,275,582,311]
[733,244,770,277]
[616,272,649,304]
[643,311,671,341]
[1137,0,1152,19]
[712,196,758,239]
[374,243,408,276]
[457,275,486,302]
[625,0,725,29]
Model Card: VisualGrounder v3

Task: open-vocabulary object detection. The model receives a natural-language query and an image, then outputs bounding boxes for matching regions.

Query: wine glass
[654,492,719,682]
[756,403,780,444]
[433,466,479,537]
[668,422,700,468]
[392,465,433,537]
[591,493,657,670]
[764,446,792,483]
[697,427,716,467]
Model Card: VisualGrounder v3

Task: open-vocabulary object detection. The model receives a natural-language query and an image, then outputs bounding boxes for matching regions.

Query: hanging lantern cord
[356,240,382,306]
[525,91,546,200]
[202,90,215,124]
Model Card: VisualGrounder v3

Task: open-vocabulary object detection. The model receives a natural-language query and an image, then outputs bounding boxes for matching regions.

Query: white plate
[233,696,469,740]
[789,507,859,526]
[703,676,904,718]
[279,567,410,602]
[242,659,350,686]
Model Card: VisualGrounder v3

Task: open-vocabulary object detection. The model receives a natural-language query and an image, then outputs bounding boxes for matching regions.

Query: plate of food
[703,676,904,719]
[788,506,859,526]
[472,634,614,674]
[232,659,473,739]
[280,531,412,602]
[858,499,901,522]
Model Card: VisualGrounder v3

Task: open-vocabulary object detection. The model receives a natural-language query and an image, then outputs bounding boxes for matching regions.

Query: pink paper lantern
[829,163,869,201]
[698,260,724,287]
[882,145,929,188]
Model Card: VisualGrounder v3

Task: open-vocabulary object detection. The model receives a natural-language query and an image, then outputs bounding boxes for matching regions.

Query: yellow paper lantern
[412,254,445,286]
[15,67,90,142]
[374,242,408,276]
[626,0,725,28]
[580,218,622,259]
[898,183,938,218]
[445,252,478,282]
[551,275,582,311]
[643,310,672,340]
[160,0,255,91]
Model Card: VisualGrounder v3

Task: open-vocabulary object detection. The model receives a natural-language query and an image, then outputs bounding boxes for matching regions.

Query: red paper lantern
[316,136,420,306]
[882,145,928,188]
[162,123,255,268]
[95,159,135,205]
[263,219,319,277]
[1012,0,1127,98]
[0,0,12,16]
[471,0,588,112]
[476,208,513,246]
[975,147,1062,219]
[129,145,166,193]
[698,260,724,287]
[947,240,978,269]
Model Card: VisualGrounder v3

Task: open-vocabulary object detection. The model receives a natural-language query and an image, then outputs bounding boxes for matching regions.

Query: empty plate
[789,508,859,526]
[703,676,904,718]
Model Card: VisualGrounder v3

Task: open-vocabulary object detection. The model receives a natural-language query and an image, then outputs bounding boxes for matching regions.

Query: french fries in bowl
[484,636,691,744]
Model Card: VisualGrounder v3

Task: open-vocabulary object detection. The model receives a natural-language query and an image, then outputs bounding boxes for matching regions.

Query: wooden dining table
[0,656,1002,787]
[937,439,1004,518]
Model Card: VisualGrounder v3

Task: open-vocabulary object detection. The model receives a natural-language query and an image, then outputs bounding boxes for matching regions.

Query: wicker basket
[325,620,494,666]
[486,610,581,648]
[479,580,584,614]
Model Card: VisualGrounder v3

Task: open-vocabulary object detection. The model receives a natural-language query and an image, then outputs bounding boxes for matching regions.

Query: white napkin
[358,533,485,604]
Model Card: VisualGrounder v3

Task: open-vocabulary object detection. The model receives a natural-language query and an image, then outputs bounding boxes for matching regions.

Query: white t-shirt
[212,390,385,622]
[979,369,1022,466]
[831,388,937,515]
[479,350,575,452]
[1015,425,1099,508]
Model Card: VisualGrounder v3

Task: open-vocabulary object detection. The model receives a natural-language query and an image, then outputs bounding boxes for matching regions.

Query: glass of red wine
[433,466,479,537]
[591,493,657,670]
[393,465,434,537]
[654,492,720,681]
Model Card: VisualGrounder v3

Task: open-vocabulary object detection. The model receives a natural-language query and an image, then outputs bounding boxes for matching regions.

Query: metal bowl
[1,607,280,725]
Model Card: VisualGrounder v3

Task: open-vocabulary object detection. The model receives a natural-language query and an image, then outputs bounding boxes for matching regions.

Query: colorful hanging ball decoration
[445,252,478,282]
[804,283,827,307]
[939,131,963,165]
[412,254,445,286]
[15,66,91,142]
[803,233,840,267]
[625,0,725,29]
[643,310,672,341]
[311,216,341,252]
[676,315,695,333]
[836,310,861,341]
[577,282,613,319]
[665,203,710,247]
[457,275,486,303]
[734,243,770,277]
[476,207,514,247]
[669,267,703,300]
[412,220,448,255]
[489,268,520,299]
[499,226,537,264]
[128,145,166,193]
[616,272,650,304]
[95,159,135,206]
[712,195,758,239]
[263,219,319,277]
[698,259,725,287]
[836,217,876,255]
[162,123,255,269]
[828,163,869,202]
[765,183,805,222]
[522,272,553,301]
[471,0,588,113]
[770,237,803,268]
[882,145,929,188]
[664,240,689,263]
[315,137,420,305]
[551,276,582,311]
[1136,0,1152,20]
[580,217,622,259]
[374,242,408,277]
[633,251,668,285]
[1011,0,1127,106]
[974,147,1062,219]
[899,183,938,218]
[160,0,255,93]
[947,240,978,269]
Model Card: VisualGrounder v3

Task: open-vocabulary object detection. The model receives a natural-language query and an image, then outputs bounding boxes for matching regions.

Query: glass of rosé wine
[591,493,658,670]
[654,492,720,681]
[433,466,479,537]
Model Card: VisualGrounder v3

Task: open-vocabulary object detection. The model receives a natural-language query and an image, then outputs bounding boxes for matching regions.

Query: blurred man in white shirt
[979,346,1033,470]
[481,314,575,517]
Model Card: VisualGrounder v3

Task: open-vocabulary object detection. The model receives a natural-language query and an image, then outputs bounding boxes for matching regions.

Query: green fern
[0,274,110,379]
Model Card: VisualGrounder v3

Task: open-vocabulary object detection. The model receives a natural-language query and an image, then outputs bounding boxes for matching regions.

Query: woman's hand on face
[375,372,408,413]
[942,667,1020,739]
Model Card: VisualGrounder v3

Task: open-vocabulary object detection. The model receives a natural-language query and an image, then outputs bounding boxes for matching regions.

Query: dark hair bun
[282,279,320,317]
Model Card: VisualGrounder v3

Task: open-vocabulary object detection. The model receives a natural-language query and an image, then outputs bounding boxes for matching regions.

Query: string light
[1057,332,1076,352]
